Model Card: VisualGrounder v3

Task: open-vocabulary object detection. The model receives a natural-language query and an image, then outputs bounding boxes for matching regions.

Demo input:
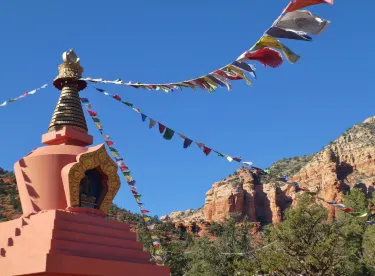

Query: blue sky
[0,1,373,217]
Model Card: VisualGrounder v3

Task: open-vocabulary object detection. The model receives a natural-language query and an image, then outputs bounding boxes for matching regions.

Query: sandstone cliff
[171,116,375,224]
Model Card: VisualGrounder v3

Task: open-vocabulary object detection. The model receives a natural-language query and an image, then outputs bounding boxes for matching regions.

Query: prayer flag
[203,146,212,156]
[240,48,284,68]
[213,150,225,157]
[132,190,138,195]
[211,73,233,90]
[226,66,253,86]
[183,138,193,149]
[126,176,133,182]
[231,61,257,79]
[284,0,334,13]
[106,140,114,146]
[266,26,312,41]
[158,123,166,134]
[232,156,242,162]
[149,119,156,129]
[207,75,225,87]
[141,113,147,122]
[227,156,233,162]
[122,171,131,176]
[96,88,105,92]
[88,110,97,116]
[134,194,142,202]
[180,81,196,91]
[109,147,118,153]
[128,180,136,186]
[120,166,129,172]
[113,94,122,101]
[80,98,89,103]
[196,142,205,149]
[92,118,100,123]
[163,128,175,140]
[28,89,37,95]
[276,10,330,35]
[178,133,187,140]
[214,69,243,80]
[122,101,133,107]
[251,36,300,64]
[141,210,150,214]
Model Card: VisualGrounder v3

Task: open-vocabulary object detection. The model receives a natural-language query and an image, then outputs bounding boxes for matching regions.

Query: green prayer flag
[163,128,175,140]
[92,117,100,123]
[122,171,131,176]
[214,150,225,157]
[109,147,118,152]
[122,101,133,107]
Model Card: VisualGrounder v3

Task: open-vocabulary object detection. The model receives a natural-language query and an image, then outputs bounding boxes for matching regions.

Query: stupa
[0,50,170,276]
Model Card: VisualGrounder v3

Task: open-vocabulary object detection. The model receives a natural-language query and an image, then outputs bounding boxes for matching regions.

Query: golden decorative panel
[67,144,120,213]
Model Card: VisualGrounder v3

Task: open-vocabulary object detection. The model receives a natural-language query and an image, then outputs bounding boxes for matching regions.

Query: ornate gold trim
[67,144,120,213]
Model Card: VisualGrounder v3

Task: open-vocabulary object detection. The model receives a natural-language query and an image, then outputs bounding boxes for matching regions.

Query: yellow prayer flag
[251,36,300,64]
[178,82,196,91]
[227,66,253,86]
[202,77,218,90]
[126,176,133,182]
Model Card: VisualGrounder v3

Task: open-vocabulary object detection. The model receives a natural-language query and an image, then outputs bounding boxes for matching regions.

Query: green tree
[186,218,256,276]
[337,188,370,275]
[257,194,349,276]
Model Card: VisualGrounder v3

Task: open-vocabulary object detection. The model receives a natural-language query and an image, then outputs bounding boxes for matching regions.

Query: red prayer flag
[106,141,114,146]
[88,110,97,117]
[132,190,138,195]
[203,146,212,156]
[193,79,210,90]
[120,166,129,172]
[141,210,150,214]
[284,0,334,13]
[243,48,283,68]
[214,70,243,80]
[113,94,122,101]
[158,123,166,134]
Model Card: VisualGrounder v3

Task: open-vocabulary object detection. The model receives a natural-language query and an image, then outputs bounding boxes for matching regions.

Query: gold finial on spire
[48,50,88,133]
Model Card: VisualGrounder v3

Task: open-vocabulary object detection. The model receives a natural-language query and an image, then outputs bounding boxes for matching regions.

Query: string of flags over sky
[3,0,374,265]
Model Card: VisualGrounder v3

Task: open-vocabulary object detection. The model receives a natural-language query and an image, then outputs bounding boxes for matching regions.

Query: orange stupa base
[0,210,170,276]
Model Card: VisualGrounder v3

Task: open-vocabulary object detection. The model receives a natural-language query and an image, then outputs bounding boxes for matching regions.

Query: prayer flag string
[94,86,253,167]
[0,84,48,108]
[80,96,166,265]
[81,0,333,93]
[93,86,369,219]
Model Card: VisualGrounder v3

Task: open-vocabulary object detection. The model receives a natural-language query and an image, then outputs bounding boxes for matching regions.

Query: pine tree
[257,193,348,275]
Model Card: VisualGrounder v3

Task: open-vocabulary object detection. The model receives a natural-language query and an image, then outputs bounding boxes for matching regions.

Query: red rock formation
[170,116,375,224]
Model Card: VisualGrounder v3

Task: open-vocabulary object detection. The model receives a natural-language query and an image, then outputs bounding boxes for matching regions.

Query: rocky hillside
[170,116,375,224]
[0,169,22,221]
